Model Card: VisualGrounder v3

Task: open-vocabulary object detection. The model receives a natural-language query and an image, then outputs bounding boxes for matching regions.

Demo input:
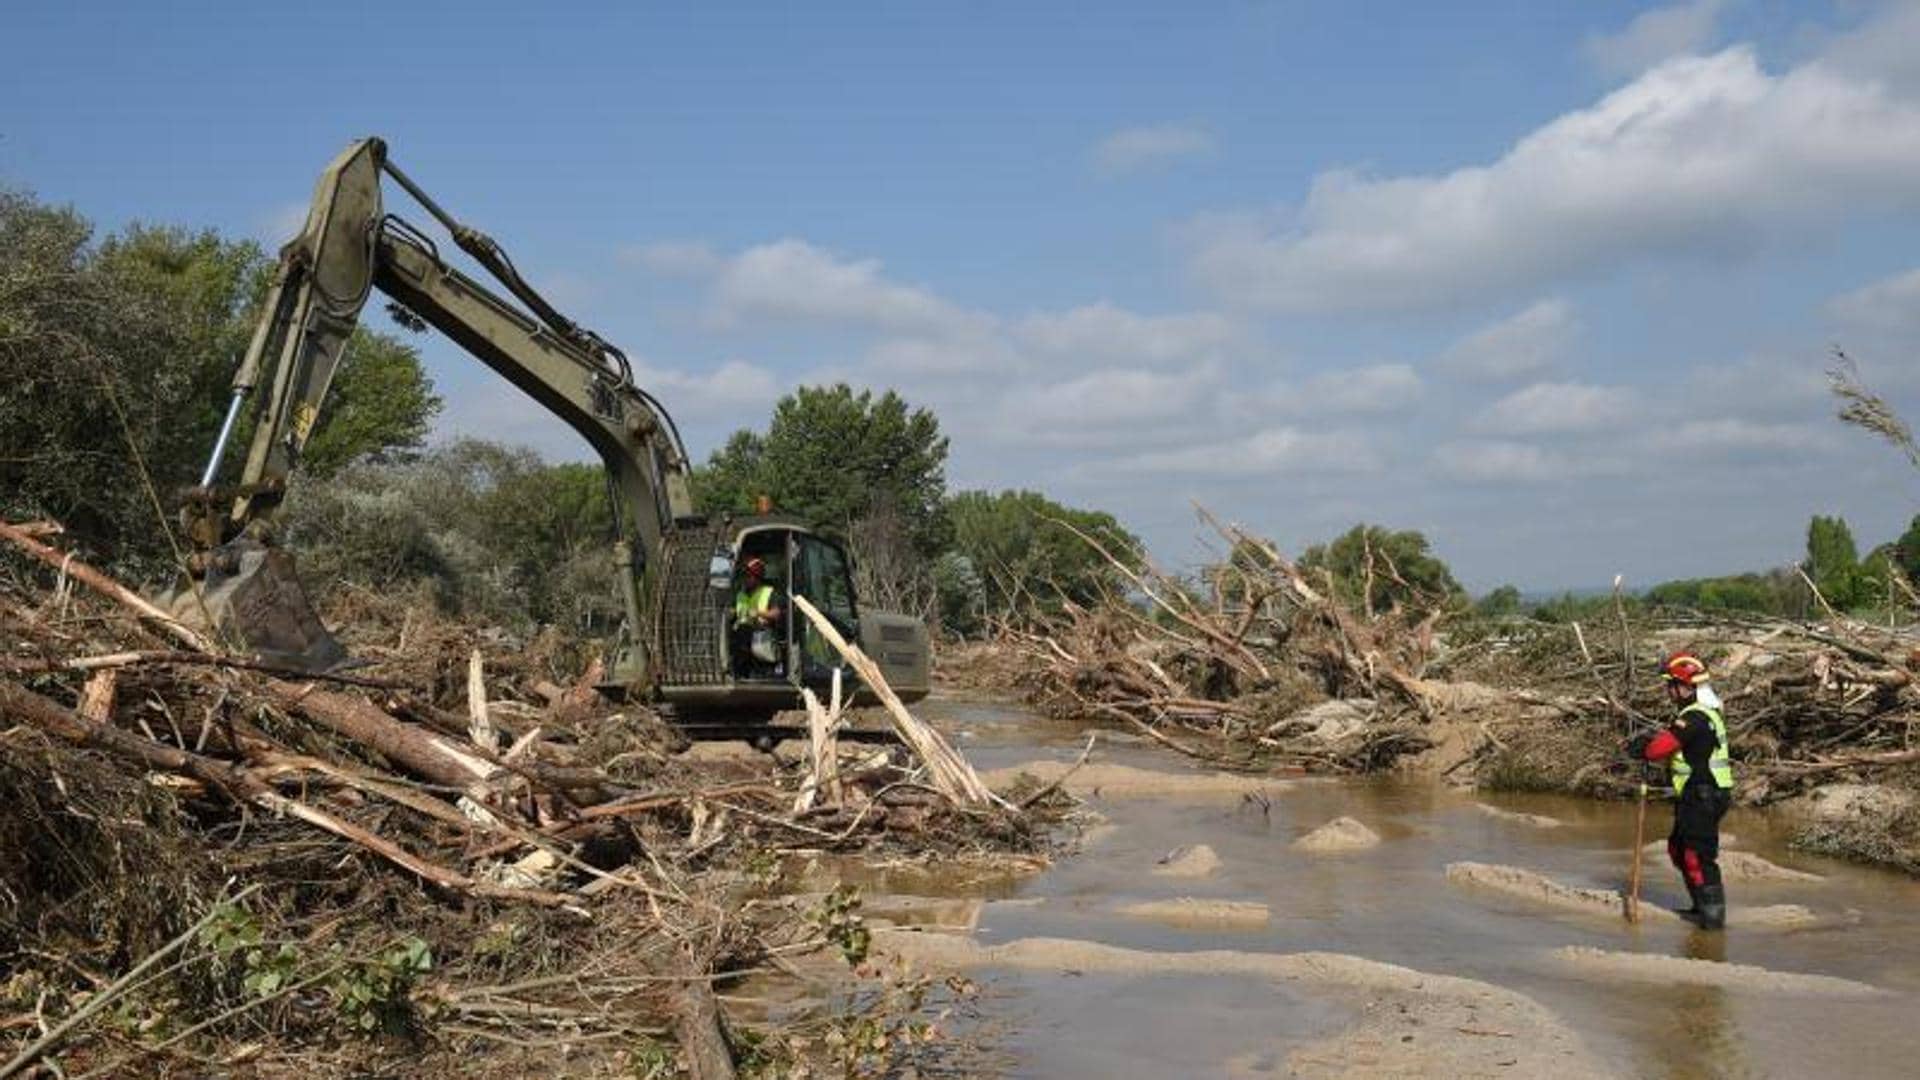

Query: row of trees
[13,185,1906,639]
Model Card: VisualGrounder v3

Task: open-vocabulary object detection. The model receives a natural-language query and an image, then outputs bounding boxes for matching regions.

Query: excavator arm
[183,138,694,673]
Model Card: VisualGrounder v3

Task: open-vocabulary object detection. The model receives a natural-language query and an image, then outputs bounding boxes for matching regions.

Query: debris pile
[0,518,1038,1078]
[989,511,1920,871]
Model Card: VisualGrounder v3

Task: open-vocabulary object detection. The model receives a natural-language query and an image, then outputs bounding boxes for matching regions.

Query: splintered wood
[792,593,995,806]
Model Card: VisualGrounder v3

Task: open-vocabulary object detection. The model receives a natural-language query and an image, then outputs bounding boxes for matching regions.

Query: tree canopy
[940,489,1143,635]
[1298,524,1464,617]
[692,383,950,554]
[0,191,440,581]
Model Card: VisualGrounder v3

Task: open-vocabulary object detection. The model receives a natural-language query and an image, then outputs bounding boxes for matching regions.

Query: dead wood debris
[977,509,1918,846]
[0,519,1043,1078]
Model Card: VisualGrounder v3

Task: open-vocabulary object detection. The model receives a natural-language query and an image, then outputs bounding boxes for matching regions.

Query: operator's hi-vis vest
[1670,702,1734,795]
[734,584,775,627]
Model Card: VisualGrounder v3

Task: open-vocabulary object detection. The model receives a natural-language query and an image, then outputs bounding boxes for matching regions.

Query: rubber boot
[1674,883,1702,918]
[1696,884,1726,930]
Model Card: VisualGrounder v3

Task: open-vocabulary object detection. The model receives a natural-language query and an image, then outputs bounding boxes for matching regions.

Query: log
[0,519,212,651]
[791,596,993,806]
[666,976,735,1080]
[259,680,499,791]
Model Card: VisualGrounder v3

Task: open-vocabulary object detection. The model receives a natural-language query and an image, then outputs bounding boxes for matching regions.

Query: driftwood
[791,595,994,806]
[0,517,1042,1075]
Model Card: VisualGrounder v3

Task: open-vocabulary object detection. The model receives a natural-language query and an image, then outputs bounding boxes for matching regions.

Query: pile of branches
[1002,510,1464,772]
[999,511,1920,805]
[0,519,1031,1078]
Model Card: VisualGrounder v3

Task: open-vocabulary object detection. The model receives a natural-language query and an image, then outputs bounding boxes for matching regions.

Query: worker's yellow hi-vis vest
[734,584,774,627]
[1670,702,1734,795]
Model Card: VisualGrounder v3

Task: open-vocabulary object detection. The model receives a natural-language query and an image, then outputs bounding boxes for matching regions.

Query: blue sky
[8,1,1920,591]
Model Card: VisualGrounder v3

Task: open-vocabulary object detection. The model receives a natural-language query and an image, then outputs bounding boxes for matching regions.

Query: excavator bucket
[166,540,345,671]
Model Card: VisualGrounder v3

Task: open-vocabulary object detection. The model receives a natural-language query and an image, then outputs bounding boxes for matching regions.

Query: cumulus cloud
[1094,123,1216,175]
[1438,299,1578,382]
[1015,302,1238,364]
[1583,0,1729,79]
[1005,367,1217,437]
[1473,382,1638,435]
[1434,440,1576,482]
[1649,418,1837,456]
[1269,364,1424,416]
[865,335,1018,376]
[1120,427,1383,475]
[631,238,989,336]
[1187,46,1920,313]
[1827,267,1920,338]
[628,357,781,420]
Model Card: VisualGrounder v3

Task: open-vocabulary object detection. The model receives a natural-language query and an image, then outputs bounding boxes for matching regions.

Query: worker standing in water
[1640,652,1734,929]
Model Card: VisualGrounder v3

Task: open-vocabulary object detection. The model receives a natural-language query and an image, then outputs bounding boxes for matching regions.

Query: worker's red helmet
[744,556,766,576]
[1660,651,1709,685]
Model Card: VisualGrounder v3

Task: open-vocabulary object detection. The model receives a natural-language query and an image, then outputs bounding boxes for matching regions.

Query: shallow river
[849,698,1920,1079]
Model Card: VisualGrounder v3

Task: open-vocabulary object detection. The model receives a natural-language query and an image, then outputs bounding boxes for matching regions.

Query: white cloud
[1434,440,1574,482]
[1474,382,1638,435]
[1094,124,1216,175]
[640,238,990,336]
[1015,302,1238,364]
[1121,427,1383,475]
[1268,364,1424,415]
[1813,1,1920,97]
[865,335,1017,376]
[1583,0,1729,79]
[1438,299,1578,382]
[1827,267,1920,337]
[1005,367,1216,435]
[628,358,781,423]
[1649,418,1837,456]
[1187,46,1920,313]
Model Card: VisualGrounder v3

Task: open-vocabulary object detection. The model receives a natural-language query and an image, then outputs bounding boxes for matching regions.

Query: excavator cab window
[793,533,859,685]
[730,539,789,680]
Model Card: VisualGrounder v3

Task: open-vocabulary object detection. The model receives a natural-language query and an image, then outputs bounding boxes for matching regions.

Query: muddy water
[871,699,1920,1078]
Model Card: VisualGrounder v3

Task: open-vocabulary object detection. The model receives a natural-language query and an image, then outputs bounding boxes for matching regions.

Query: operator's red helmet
[744,556,766,577]
[1660,651,1709,685]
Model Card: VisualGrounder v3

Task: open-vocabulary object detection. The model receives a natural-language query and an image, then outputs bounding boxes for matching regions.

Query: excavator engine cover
[169,540,345,671]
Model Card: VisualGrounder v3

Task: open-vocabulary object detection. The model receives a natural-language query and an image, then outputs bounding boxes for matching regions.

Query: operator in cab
[733,556,784,676]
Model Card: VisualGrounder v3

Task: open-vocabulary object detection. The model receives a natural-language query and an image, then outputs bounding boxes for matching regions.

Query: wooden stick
[1626,781,1648,924]
[467,648,494,750]
[0,519,213,651]
[0,649,400,688]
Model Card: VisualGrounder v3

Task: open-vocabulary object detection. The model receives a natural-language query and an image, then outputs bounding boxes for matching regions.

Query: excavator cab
[647,517,930,725]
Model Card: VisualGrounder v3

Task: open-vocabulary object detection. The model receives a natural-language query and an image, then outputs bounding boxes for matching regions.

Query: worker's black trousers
[1667,785,1732,888]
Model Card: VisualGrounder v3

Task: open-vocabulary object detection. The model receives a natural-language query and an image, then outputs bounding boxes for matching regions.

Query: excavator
[169,137,929,735]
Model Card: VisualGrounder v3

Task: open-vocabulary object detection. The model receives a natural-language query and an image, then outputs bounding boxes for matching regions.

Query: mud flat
[1292,816,1382,853]
[1115,898,1271,929]
[980,759,1287,798]
[1715,850,1825,883]
[1476,803,1564,829]
[1551,947,1890,998]
[1153,843,1222,877]
[1446,861,1821,929]
[875,930,1614,1078]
